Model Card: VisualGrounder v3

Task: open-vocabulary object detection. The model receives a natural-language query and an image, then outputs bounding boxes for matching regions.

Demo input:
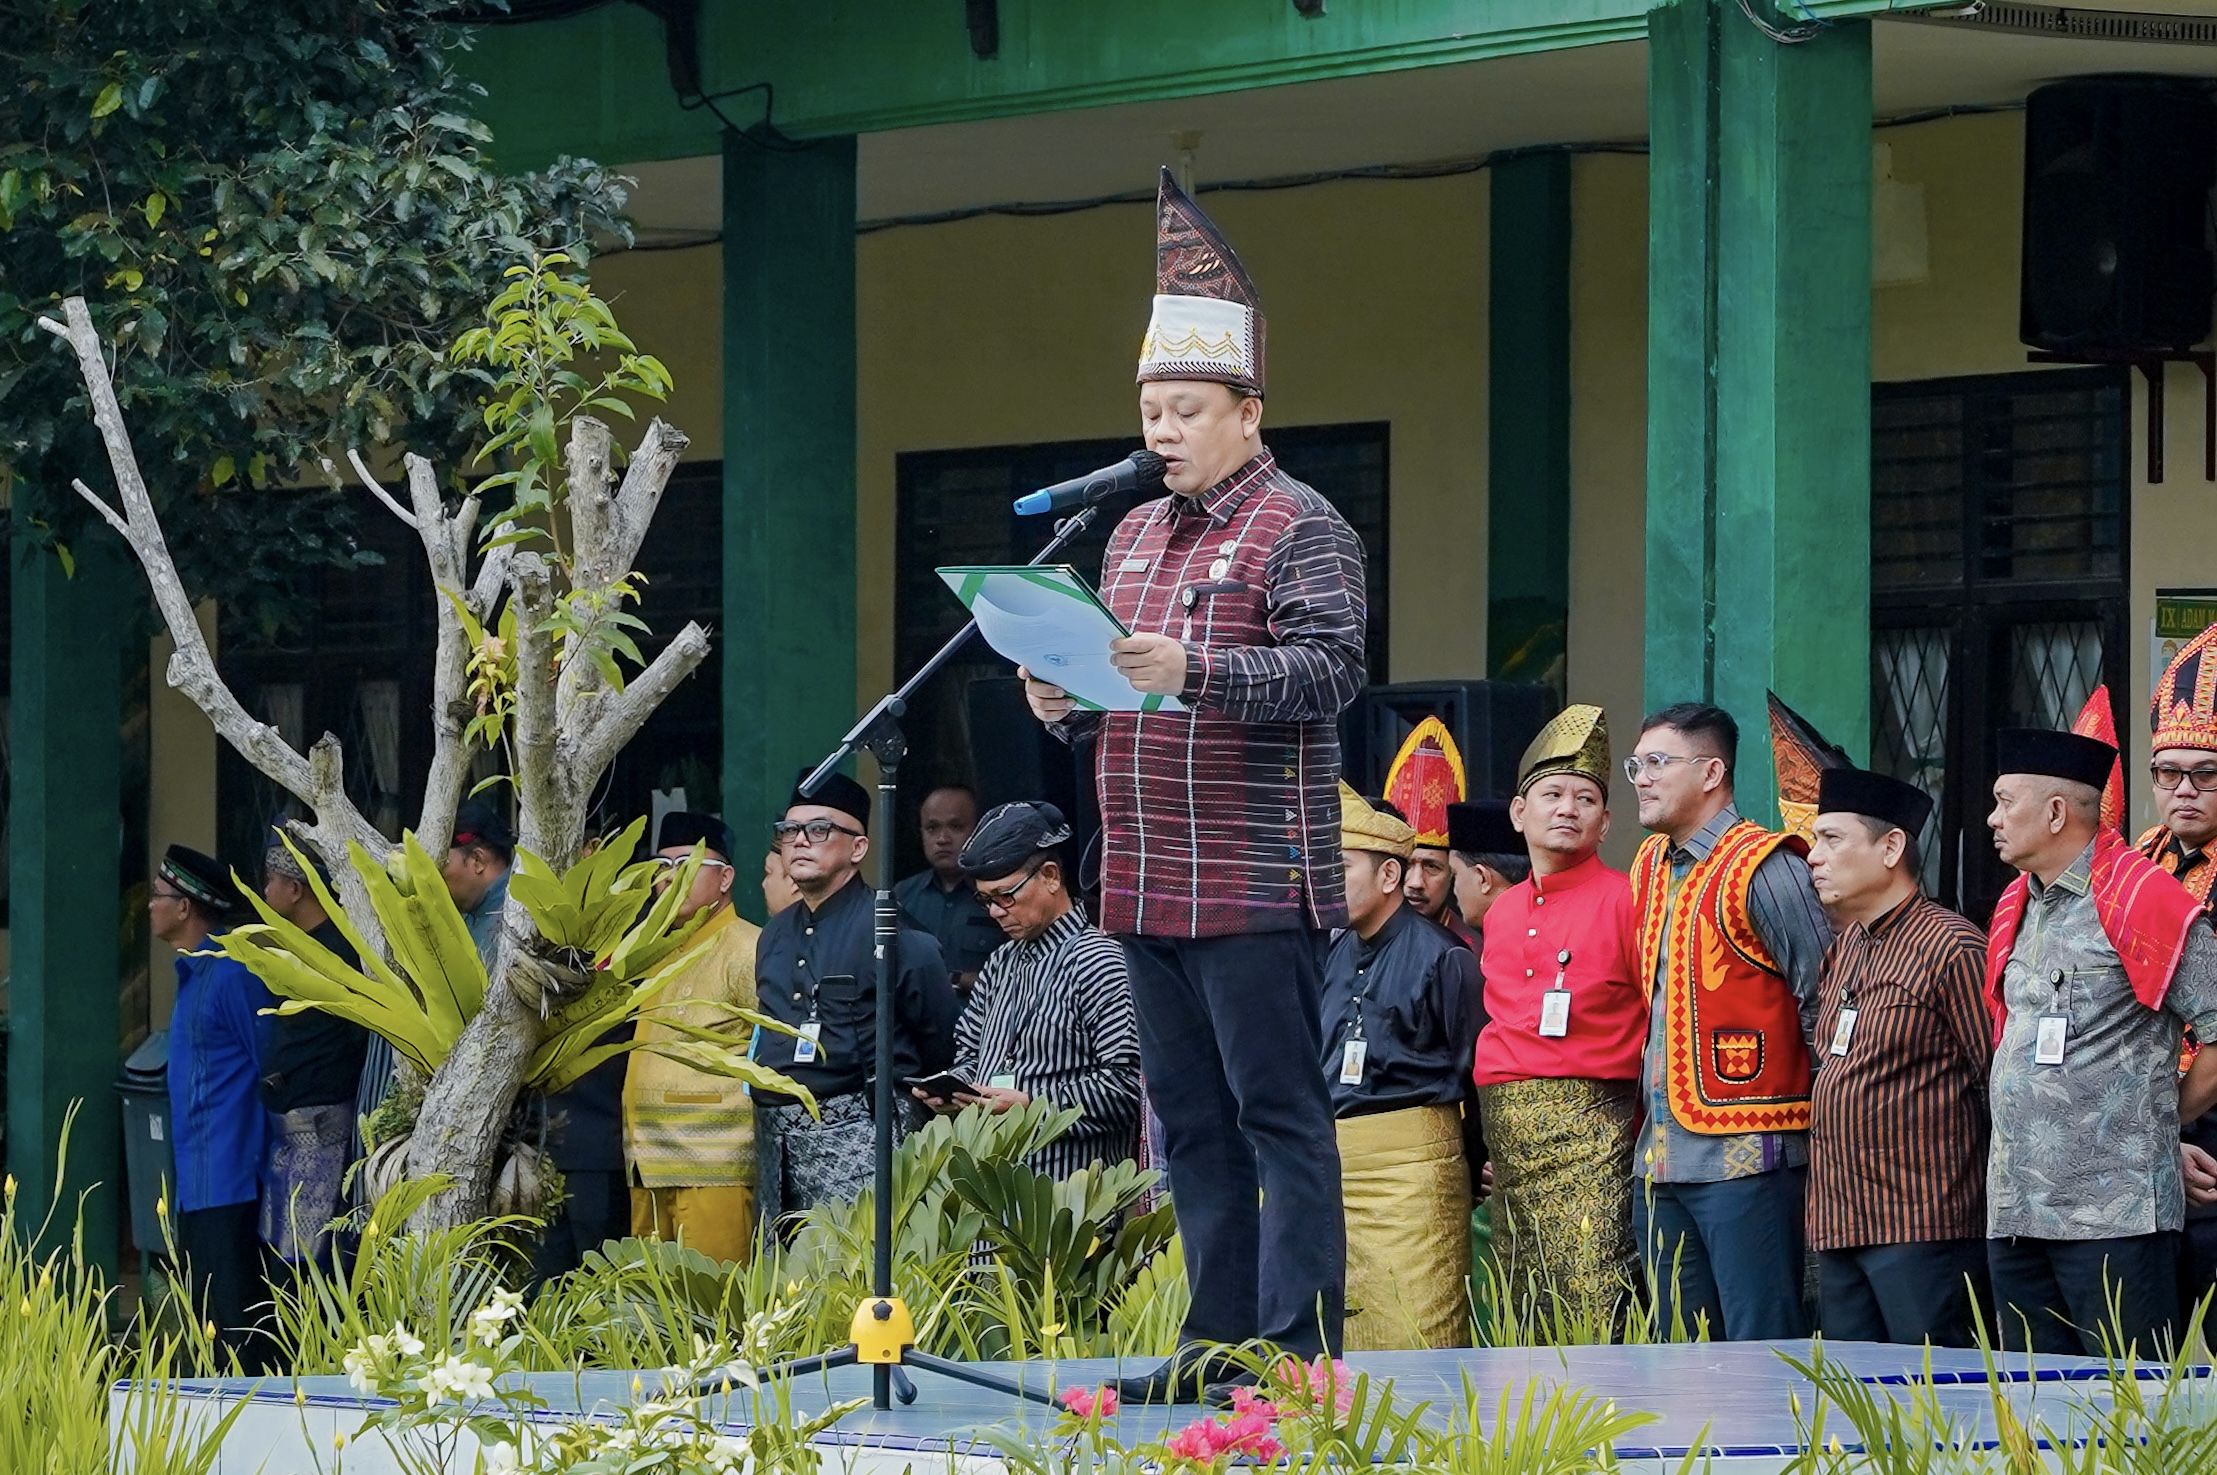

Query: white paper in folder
[936,564,1186,715]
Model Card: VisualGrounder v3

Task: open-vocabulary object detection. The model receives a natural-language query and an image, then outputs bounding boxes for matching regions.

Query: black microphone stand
[712,483,1127,1413]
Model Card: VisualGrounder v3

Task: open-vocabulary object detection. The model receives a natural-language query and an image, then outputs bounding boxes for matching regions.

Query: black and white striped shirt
[955,904,1141,1181]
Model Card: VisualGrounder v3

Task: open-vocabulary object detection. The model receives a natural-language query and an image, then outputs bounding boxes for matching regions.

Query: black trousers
[1987,1232,2179,1356]
[1817,1238,1987,1347]
[1121,929,1345,1357]
[176,1201,272,1372]
[530,1168,630,1283]
[2180,1217,2217,1331]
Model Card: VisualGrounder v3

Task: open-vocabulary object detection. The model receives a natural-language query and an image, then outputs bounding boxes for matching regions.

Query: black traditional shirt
[894,869,1004,979]
[1319,905,1484,1160]
[752,874,962,1107]
[258,919,368,1113]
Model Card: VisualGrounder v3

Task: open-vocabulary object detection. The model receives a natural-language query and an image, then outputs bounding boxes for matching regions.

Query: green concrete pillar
[6,536,127,1271]
[722,132,858,910]
[1645,0,1872,820]
[1488,151,1574,689]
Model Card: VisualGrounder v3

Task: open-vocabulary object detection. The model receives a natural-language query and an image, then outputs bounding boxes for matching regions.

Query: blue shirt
[463,870,511,967]
[168,947,277,1212]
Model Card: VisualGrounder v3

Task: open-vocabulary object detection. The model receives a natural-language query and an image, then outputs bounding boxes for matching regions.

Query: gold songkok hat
[2154,622,2217,755]
[1137,168,1265,395]
[1339,780,1416,860]
[1517,705,1610,796]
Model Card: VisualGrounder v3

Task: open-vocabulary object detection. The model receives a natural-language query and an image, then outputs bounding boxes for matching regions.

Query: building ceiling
[616,13,2217,246]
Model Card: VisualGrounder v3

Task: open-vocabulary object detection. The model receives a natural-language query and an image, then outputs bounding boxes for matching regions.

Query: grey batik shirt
[1988,840,2217,1240]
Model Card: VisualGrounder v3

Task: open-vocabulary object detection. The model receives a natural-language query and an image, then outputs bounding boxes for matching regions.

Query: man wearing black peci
[751,771,963,1231]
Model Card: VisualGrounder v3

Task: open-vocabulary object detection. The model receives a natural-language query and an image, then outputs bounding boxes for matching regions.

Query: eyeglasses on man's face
[772,818,863,848]
[1623,752,1714,782]
[975,865,1044,913]
[2152,764,2217,794]
[652,855,734,873]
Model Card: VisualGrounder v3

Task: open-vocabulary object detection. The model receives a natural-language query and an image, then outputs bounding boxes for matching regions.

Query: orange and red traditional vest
[1632,820,1813,1134]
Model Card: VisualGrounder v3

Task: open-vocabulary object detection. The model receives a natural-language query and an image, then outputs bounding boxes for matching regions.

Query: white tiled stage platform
[115,1342,2211,1474]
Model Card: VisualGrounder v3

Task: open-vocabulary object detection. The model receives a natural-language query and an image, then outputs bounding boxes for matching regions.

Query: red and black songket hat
[1136,168,1266,396]
[2153,622,2217,756]
[1768,691,1851,843]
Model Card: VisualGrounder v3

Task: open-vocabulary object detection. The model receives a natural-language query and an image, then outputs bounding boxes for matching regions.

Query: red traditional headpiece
[1383,717,1467,852]
[2153,622,2217,756]
[2072,686,2127,832]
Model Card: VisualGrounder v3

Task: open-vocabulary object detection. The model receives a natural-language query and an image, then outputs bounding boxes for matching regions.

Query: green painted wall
[463,0,1910,170]
[721,133,859,909]
[1645,0,1872,819]
[467,0,1645,168]
[1487,151,1573,688]
[6,539,127,1272]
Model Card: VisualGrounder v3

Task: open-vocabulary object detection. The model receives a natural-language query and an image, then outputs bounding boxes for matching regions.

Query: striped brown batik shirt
[1807,893,1993,1251]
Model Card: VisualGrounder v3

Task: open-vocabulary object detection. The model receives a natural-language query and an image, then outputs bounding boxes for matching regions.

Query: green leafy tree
[0,0,629,624]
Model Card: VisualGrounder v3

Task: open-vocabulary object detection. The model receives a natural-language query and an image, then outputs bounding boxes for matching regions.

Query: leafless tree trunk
[41,296,712,1228]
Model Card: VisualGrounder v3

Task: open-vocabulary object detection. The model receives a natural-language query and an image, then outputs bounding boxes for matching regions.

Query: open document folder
[937,565,1187,714]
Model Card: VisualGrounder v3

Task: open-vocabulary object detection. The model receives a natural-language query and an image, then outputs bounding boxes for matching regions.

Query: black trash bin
[116,1031,176,1258]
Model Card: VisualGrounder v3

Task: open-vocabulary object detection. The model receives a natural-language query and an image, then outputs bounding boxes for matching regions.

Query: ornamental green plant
[45,127,707,1231]
[218,821,810,1216]
[0,0,631,630]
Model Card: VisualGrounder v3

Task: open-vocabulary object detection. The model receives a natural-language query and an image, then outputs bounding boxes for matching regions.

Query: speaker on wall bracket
[2020,75,2217,483]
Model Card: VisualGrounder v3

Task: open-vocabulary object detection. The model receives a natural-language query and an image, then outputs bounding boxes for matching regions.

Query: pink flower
[1058,1385,1119,1420]
[1226,1385,1281,1421]
[1273,1356,1358,1418]
[1161,1412,1284,1466]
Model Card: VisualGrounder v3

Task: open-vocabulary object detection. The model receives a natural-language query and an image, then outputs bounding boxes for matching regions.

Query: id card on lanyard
[1538,950,1572,1038]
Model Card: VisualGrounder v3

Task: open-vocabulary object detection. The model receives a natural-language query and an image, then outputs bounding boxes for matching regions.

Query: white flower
[389,1323,426,1358]
[343,1345,377,1395]
[481,1441,523,1474]
[421,1353,496,1403]
[706,1434,747,1472]
[469,1288,526,1345]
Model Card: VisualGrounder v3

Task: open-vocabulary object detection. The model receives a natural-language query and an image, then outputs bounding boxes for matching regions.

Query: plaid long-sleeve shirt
[1057,449,1367,938]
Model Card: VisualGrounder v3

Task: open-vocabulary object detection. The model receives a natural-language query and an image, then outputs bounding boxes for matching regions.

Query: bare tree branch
[403,455,479,850]
[346,447,420,530]
[508,553,568,858]
[567,620,712,781]
[40,297,389,865]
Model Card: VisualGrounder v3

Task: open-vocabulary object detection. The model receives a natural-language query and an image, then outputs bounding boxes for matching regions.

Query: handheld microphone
[1012,450,1166,516]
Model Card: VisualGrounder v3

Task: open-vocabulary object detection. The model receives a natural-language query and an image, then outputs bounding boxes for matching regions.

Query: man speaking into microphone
[1021,169,1367,1401]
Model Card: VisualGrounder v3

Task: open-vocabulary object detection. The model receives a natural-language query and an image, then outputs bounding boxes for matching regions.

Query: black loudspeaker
[2020,77,2217,356]
[1340,681,1563,802]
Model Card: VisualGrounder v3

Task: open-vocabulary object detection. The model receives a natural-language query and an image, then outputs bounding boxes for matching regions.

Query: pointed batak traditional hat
[1517,705,1610,797]
[1339,781,1417,860]
[1137,168,1266,396]
[2154,623,2217,756]
[1768,691,1852,844]
[2070,687,2127,831]
[1382,716,1466,852]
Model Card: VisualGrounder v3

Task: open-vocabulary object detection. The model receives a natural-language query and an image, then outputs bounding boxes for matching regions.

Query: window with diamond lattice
[1870,367,2128,921]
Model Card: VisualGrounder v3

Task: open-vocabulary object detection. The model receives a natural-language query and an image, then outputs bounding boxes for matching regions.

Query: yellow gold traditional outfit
[1326,785,1482,1349]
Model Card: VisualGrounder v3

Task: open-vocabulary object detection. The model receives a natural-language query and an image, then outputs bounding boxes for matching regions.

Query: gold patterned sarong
[1337,1103,1472,1350]
[1477,1077,1639,1340]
